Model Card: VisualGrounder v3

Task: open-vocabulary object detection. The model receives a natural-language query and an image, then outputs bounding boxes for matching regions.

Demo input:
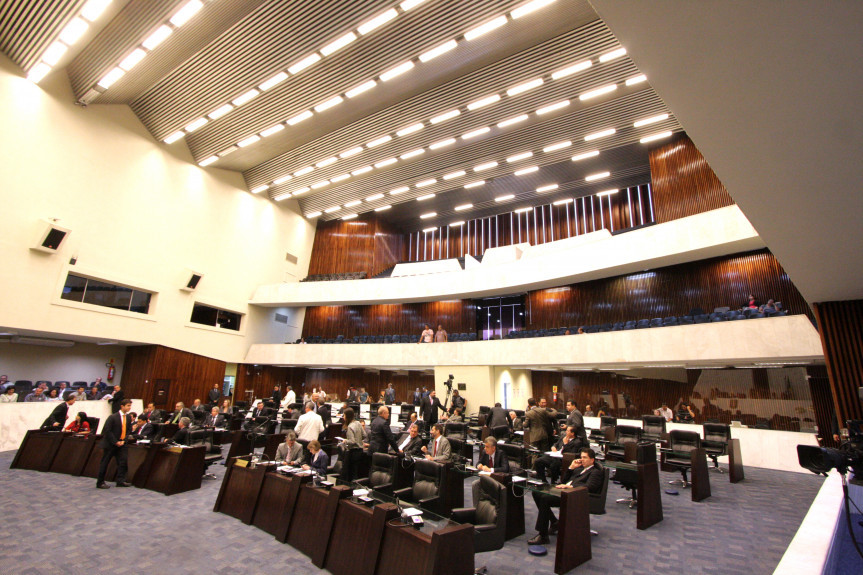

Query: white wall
[0,55,316,363]
[0,341,125,385]
[494,367,533,411]
[434,366,495,414]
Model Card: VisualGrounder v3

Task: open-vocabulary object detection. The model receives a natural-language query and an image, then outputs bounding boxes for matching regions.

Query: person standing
[420,390,445,427]
[384,383,396,405]
[271,384,282,405]
[418,324,434,343]
[368,406,401,455]
[97,399,133,489]
[525,397,557,452]
[42,395,76,429]
[208,384,221,405]
[283,385,296,408]
[109,385,124,413]
[435,324,448,343]
[412,388,422,406]
[340,408,366,481]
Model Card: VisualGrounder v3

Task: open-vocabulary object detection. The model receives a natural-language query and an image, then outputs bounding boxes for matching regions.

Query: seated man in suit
[421,423,452,462]
[528,447,605,544]
[302,439,328,477]
[402,411,422,432]
[477,436,510,473]
[397,424,424,457]
[445,407,464,423]
[171,417,192,446]
[168,402,193,425]
[510,411,524,431]
[244,401,269,430]
[534,425,582,483]
[204,406,224,428]
[191,399,206,412]
[132,414,156,440]
[276,431,303,465]
[41,395,76,429]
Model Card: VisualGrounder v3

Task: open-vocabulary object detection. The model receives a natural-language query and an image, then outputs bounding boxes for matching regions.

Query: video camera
[797,420,863,479]
[443,374,454,390]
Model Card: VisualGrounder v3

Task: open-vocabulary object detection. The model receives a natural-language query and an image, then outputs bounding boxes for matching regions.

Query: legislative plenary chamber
[1,1,862,574]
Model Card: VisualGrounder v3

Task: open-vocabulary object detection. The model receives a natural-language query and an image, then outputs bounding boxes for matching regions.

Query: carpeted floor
[0,448,823,574]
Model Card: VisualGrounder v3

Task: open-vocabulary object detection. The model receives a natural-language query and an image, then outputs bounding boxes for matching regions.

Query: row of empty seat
[302,332,479,344]
[300,271,367,282]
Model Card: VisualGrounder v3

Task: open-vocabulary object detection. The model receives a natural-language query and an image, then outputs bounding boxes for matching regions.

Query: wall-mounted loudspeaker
[31,220,71,253]
[181,270,203,292]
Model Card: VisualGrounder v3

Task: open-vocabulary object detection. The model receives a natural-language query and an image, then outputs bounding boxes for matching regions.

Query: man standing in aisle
[97,399,133,489]
[420,389,445,427]
[208,383,221,405]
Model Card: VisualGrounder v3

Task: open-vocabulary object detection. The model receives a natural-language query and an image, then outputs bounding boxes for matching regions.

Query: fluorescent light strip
[261,124,284,137]
[238,135,260,147]
[536,100,570,114]
[584,128,616,141]
[273,192,292,201]
[536,184,558,192]
[293,166,314,177]
[507,151,533,163]
[306,211,322,218]
[119,48,146,71]
[454,204,473,211]
[510,0,556,19]
[467,94,501,110]
[331,173,351,182]
[543,140,571,153]
[572,150,599,161]
[553,198,573,205]
[342,213,358,220]
[289,53,321,75]
[314,96,343,112]
[474,162,497,172]
[374,157,397,168]
[339,147,363,158]
[321,32,356,56]
[97,67,124,89]
[401,148,425,159]
[416,179,437,188]
[346,80,377,98]
[324,206,341,214]
[420,212,437,219]
[310,180,330,189]
[60,18,89,45]
[287,110,313,125]
[626,74,647,86]
[443,170,466,180]
[596,188,618,196]
[390,186,409,195]
[551,60,591,80]
[514,207,531,213]
[142,25,172,50]
[449,220,465,226]
[375,205,391,212]
[579,84,617,100]
[400,0,428,11]
[292,186,311,196]
[506,78,543,96]
[417,193,435,200]
[464,180,485,188]
[423,227,437,233]
[640,131,673,143]
[429,138,455,150]
[462,127,490,139]
[634,113,670,128]
[599,47,627,62]
[81,0,112,22]
[464,15,507,41]
[352,166,373,176]
[495,194,514,202]
[218,146,237,157]
[430,110,460,124]
[397,123,424,137]
[164,131,185,144]
[198,156,218,167]
[419,40,457,62]
[367,135,392,148]
[259,72,288,91]
[274,175,292,185]
[232,89,259,107]
[316,157,337,168]
[208,104,233,120]
[250,185,269,194]
[27,63,51,83]
[514,166,539,176]
[585,171,610,181]
[344,200,362,207]
[358,8,398,35]
[380,60,414,81]
[498,114,528,128]
[184,117,207,133]
[170,0,203,27]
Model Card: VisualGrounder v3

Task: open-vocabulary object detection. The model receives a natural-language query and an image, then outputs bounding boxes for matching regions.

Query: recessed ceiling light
[339,147,363,158]
[640,131,673,143]
[449,220,465,226]
[232,89,259,107]
[164,131,185,144]
[358,8,398,35]
[345,200,362,207]
[599,47,627,62]
[536,184,558,192]
[260,124,285,137]
[400,0,428,11]
[572,150,600,161]
[464,15,507,41]
[467,94,501,111]
[417,193,435,200]
[288,53,321,75]
[462,127,490,139]
[198,156,218,167]
[316,157,338,168]
[375,205,391,212]
[401,148,425,159]
[184,117,208,133]
[536,100,570,114]
[331,173,350,182]
[273,192,292,201]
[310,180,330,189]
[380,60,414,81]
[342,213,358,220]
[293,166,314,176]
[596,188,618,196]
[474,162,497,172]
[634,113,669,128]
[443,170,466,180]
[250,184,269,194]
[579,84,617,101]
[321,32,356,56]
[585,171,610,181]
[390,187,409,195]
[507,151,533,163]
[306,211,322,218]
[430,109,460,124]
[170,0,203,27]
[59,17,89,45]
[274,175,292,185]
[511,0,557,19]
[27,62,52,83]
[495,194,515,202]
[208,104,233,119]
[626,74,647,86]
[506,78,543,97]
[454,203,473,211]
[218,146,237,157]
[420,212,437,219]
[419,39,458,62]
[259,72,288,91]
[287,110,313,125]
[397,123,424,137]
[498,114,528,128]
[367,135,392,148]
[324,206,341,213]
[553,198,573,205]
[119,48,146,71]
[422,227,437,233]
[238,135,261,147]
[374,157,397,168]
[365,193,385,202]
[81,0,112,22]
[352,165,373,176]
[97,67,125,89]
[551,60,591,79]
[416,179,437,189]
[429,138,455,150]
[314,96,343,112]
[142,25,172,50]
[543,140,571,153]
[346,80,377,98]
[514,166,539,176]
[464,180,485,188]
[514,207,532,213]
[584,128,616,141]
[292,186,311,196]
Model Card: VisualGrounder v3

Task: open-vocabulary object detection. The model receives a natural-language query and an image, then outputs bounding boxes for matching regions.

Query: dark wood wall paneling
[649,133,734,223]
[806,365,841,447]
[408,184,654,262]
[526,249,812,330]
[812,300,863,427]
[307,213,407,278]
[120,345,226,409]
[303,300,477,339]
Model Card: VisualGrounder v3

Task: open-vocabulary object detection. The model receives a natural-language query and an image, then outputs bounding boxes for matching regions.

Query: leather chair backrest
[445,422,466,439]
[600,416,617,430]
[615,425,642,444]
[703,423,731,443]
[669,429,701,453]
[370,453,396,487]
[473,475,502,525]
[642,415,666,436]
[449,437,465,459]
[589,466,611,515]
[412,459,442,500]
[87,417,100,431]
[491,425,510,441]
[498,443,524,472]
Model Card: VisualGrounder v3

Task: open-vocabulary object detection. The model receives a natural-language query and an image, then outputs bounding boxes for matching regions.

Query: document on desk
[545,451,563,458]
[402,507,423,517]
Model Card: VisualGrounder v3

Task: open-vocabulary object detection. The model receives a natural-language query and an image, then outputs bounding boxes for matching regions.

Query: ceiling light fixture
[374,157,398,168]
[321,32,357,56]
[506,78,543,96]
[507,151,533,163]
[400,0,428,10]
[543,140,571,153]
[420,212,437,219]
[401,148,425,159]
[342,213,358,220]
[551,60,591,79]
[310,180,330,189]
[455,203,473,211]
[169,0,203,28]
[498,114,528,128]
[274,175,293,185]
[273,192,292,201]
[416,179,437,188]
[97,67,125,89]
[232,89,259,107]
[443,170,466,180]
[430,109,460,124]
[339,147,363,158]
[536,100,570,114]
[352,166,373,176]
[81,0,112,22]
[626,74,647,86]
[640,131,673,143]
[579,84,617,100]
[218,146,237,157]
[59,17,89,45]
[287,110,313,125]
[314,96,343,112]
[358,8,398,35]
[514,166,539,175]
[464,15,508,41]
[184,117,207,133]
[345,80,377,99]
[397,123,424,137]
[390,186,409,195]
[293,166,314,176]
[449,220,465,226]
[585,171,610,181]
[634,113,669,128]
[422,227,437,233]
[572,150,599,161]
[367,135,392,148]
[514,207,532,213]
[429,138,455,150]
[198,156,218,167]
[142,25,172,50]
[164,131,185,144]
[324,206,341,213]
[496,194,515,202]
[536,184,558,192]
[596,188,618,196]
[306,211,322,218]
[331,173,351,182]
[464,180,485,188]
[259,72,288,91]
[462,127,490,139]
[380,60,415,81]
[467,94,501,110]
[250,185,269,194]
[375,205,391,211]
[292,186,311,196]
[584,128,616,141]
[419,39,458,62]
[260,124,285,137]
[208,104,233,119]
[474,161,497,172]
[599,47,627,62]
[118,48,146,71]
[553,198,573,205]
[289,53,322,75]
[316,157,337,168]
[345,200,362,207]
[510,0,557,19]
[417,193,436,200]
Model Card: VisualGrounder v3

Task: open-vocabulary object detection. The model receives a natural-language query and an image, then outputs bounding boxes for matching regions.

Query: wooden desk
[144,445,204,495]
[49,433,95,476]
[375,520,474,575]
[286,484,351,567]
[252,471,305,540]
[214,458,267,523]
[690,447,712,502]
[491,472,525,540]
[81,437,116,481]
[729,438,745,483]
[442,462,464,514]
[11,430,65,472]
[555,486,592,574]
[324,500,399,575]
[262,433,284,460]
[126,442,164,488]
[225,431,253,461]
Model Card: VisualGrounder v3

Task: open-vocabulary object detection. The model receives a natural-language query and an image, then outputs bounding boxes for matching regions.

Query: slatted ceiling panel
[0,0,85,71]
[131,0,399,141]
[72,0,267,104]
[243,17,619,187]
[189,0,573,166]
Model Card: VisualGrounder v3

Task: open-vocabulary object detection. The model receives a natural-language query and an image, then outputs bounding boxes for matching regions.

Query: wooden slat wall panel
[303,300,477,339]
[649,134,734,223]
[119,345,156,403]
[307,214,407,278]
[120,345,226,409]
[526,249,812,329]
[812,300,863,426]
[807,365,840,447]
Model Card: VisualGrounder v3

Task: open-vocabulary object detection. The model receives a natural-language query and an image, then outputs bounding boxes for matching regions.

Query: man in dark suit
[168,402,193,424]
[271,385,282,405]
[402,411,423,433]
[368,406,401,455]
[171,417,192,445]
[528,447,605,544]
[191,399,206,412]
[534,425,582,483]
[97,399,133,489]
[477,437,510,473]
[412,388,422,406]
[41,395,76,429]
[208,384,221,405]
[133,414,156,440]
[565,400,588,447]
[316,399,331,427]
[487,402,512,428]
[525,397,557,452]
[384,383,396,405]
[420,390,445,427]
[396,424,424,457]
[243,401,268,430]
[204,407,224,427]
[109,385,124,413]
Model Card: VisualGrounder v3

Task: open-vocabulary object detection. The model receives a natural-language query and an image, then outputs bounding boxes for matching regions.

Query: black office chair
[491,425,511,442]
[702,423,731,472]
[451,475,508,562]
[641,415,666,442]
[606,425,642,462]
[666,430,702,487]
[498,443,525,474]
[189,429,223,480]
[444,422,467,440]
[86,417,101,433]
[591,415,616,441]
[393,459,445,514]
[355,452,397,495]
[589,466,611,535]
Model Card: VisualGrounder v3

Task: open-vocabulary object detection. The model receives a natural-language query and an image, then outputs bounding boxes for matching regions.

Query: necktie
[433,438,437,457]
[120,413,126,440]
